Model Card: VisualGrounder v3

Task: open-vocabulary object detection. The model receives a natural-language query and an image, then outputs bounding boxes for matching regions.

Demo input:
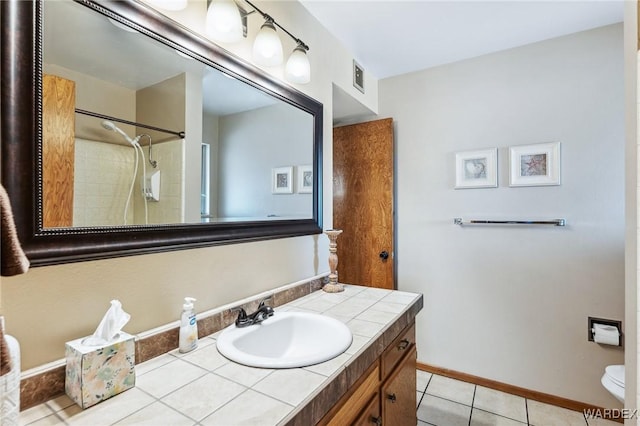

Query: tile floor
[417,370,621,426]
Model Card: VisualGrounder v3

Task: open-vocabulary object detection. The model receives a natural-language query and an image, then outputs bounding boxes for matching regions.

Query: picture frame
[454,148,498,189]
[297,165,313,194]
[509,142,560,187]
[272,166,293,194]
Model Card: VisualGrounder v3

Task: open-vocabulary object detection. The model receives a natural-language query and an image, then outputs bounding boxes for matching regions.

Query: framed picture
[297,165,313,193]
[509,142,560,187]
[272,166,293,194]
[454,148,498,189]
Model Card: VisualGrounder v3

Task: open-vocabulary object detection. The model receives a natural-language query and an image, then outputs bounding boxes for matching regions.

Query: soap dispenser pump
[179,297,198,353]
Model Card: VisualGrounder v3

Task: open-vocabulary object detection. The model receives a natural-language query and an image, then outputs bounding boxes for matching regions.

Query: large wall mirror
[1,0,323,266]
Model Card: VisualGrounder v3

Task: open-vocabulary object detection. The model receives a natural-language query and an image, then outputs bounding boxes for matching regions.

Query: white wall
[378,24,625,407]
[625,0,639,415]
[218,103,313,219]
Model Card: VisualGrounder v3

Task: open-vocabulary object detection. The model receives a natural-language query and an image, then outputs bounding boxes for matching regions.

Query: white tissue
[81,300,131,346]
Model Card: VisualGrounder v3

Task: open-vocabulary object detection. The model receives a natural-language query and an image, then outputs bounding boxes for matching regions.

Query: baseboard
[417,362,624,424]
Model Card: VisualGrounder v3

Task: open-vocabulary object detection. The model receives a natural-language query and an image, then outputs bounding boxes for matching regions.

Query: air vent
[353,60,364,93]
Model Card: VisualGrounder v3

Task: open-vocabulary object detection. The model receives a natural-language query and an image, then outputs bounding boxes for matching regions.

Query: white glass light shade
[107,18,139,33]
[146,0,188,11]
[285,47,310,84]
[205,0,243,43]
[252,21,283,66]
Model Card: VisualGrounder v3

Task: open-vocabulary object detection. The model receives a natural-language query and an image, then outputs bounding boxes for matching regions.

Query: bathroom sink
[216,311,353,368]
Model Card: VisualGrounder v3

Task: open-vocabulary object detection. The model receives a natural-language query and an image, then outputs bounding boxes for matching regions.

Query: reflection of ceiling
[202,68,276,117]
[43,0,274,116]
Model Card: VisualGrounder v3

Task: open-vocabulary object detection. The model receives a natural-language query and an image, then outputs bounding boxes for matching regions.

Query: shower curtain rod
[75,108,185,139]
[453,218,566,227]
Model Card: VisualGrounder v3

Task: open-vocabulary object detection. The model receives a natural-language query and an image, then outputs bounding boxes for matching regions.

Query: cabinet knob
[397,339,410,351]
[379,250,389,260]
[387,393,397,403]
[370,416,382,425]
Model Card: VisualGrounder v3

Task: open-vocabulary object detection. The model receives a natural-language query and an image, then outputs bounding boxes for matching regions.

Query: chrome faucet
[234,296,274,328]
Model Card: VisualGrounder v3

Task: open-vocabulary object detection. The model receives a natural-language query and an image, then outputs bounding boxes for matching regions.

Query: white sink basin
[216,311,353,368]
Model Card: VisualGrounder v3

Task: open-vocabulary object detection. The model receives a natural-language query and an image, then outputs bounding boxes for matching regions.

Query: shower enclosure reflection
[99,120,156,226]
[42,0,314,228]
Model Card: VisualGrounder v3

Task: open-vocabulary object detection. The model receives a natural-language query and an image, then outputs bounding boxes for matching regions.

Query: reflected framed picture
[297,165,313,194]
[272,166,293,194]
[509,142,561,187]
[454,148,497,189]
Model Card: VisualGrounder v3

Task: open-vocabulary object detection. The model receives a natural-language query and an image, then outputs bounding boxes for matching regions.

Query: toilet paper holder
[588,316,622,347]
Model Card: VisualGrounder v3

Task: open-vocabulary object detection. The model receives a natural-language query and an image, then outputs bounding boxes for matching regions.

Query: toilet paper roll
[593,323,620,346]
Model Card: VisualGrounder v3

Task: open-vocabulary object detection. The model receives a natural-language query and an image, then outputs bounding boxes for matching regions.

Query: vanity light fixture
[252,16,284,66]
[285,41,311,84]
[206,0,311,83]
[205,0,244,42]
[107,17,139,33]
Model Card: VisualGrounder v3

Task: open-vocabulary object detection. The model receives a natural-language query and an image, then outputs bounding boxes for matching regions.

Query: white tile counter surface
[20,285,421,426]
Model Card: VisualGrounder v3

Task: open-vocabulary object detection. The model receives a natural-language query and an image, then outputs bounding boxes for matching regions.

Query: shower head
[101,120,118,132]
[101,120,138,145]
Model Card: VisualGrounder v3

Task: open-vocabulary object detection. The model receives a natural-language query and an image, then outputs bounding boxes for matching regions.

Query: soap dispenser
[179,297,198,353]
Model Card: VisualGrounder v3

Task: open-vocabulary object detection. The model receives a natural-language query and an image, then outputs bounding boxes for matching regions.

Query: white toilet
[601,365,625,403]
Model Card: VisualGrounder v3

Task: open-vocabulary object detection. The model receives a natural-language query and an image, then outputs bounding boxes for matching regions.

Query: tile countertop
[20,285,423,426]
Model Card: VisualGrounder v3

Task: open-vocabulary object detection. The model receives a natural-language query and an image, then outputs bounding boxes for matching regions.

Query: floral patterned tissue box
[65,332,135,409]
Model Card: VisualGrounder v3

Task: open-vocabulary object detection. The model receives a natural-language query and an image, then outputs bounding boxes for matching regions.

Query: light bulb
[205,0,243,43]
[252,20,283,67]
[146,0,187,11]
[285,45,310,84]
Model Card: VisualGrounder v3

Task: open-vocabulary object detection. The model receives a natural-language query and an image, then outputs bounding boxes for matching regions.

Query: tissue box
[65,332,135,409]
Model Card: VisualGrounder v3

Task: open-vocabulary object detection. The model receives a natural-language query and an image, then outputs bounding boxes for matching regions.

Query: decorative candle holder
[323,229,344,293]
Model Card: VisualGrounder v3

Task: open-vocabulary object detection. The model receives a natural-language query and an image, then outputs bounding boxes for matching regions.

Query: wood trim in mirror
[1,0,323,266]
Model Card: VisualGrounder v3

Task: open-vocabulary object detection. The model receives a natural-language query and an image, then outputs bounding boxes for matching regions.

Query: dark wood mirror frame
[1,0,323,267]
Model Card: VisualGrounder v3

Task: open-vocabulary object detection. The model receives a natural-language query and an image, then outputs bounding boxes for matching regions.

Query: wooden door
[43,74,75,227]
[333,118,394,289]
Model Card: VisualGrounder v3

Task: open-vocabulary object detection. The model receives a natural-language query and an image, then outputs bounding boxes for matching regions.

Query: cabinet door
[382,347,417,426]
[322,363,380,426]
[381,324,415,378]
[354,392,381,426]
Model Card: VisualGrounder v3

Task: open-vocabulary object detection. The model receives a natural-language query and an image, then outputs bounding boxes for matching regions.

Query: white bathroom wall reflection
[213,104,313,220]
[42,0,314,228]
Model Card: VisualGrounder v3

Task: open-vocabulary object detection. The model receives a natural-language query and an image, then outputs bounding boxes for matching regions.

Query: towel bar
[453,218,566,226]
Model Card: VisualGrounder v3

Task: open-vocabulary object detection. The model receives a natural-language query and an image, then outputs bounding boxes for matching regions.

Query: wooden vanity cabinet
[323,364,380,426]
[381,346,417,426]
[353,392,381,425]
[319,322,416,426]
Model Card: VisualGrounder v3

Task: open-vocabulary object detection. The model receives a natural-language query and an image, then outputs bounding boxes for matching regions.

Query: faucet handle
[258,295,273,308]
[232,307,247,322]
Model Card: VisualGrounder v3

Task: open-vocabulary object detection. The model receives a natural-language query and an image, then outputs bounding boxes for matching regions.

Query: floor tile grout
[417,372,621,426]
[468,384,476,426]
